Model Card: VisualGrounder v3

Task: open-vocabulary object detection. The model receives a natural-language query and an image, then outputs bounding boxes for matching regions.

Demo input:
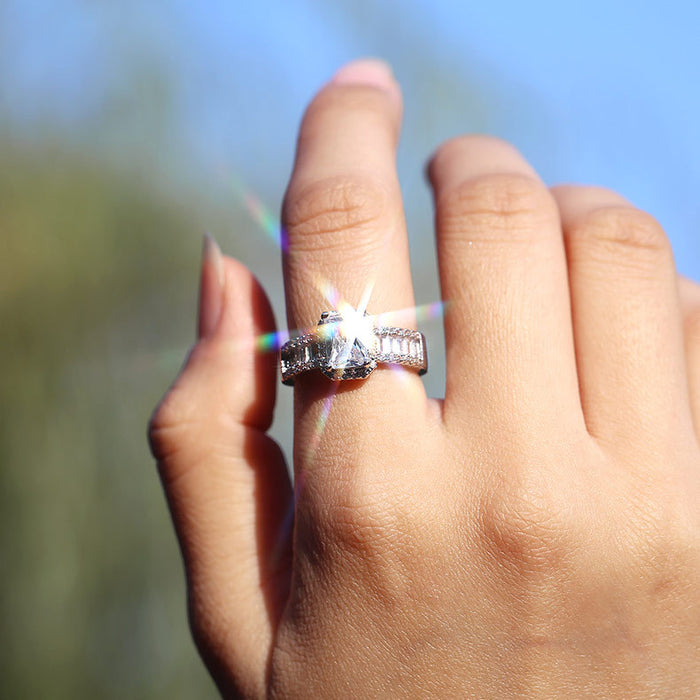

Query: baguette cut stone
[280,309,427,384]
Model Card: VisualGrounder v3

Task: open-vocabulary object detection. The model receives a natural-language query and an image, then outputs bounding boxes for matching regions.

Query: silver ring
[280,308,428,385]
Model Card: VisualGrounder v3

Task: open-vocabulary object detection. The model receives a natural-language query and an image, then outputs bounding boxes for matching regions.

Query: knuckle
[328,501,399,557]
[473,477,576,577]
[629,501,700,602]
[147,385,198,463]
[437,172,557,244]
[323,478,410,559]
[311,467,422,567]
[568,205,671,262]
[315,487,430,606]
[283,174,391,256]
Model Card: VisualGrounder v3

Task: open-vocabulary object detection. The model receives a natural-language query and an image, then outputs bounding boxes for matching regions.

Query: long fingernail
[197,233,225,339]
[331,58,396,92]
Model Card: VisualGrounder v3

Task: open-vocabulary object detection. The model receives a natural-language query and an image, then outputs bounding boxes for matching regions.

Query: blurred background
[1,1,698,697]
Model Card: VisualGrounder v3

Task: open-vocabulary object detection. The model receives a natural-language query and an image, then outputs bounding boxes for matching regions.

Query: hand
[148,59,700,698]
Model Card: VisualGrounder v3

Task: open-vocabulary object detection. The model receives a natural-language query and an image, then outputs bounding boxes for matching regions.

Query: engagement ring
[280,308,428,385]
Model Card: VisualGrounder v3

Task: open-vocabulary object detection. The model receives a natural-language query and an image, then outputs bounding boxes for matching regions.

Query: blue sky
[1,0,698,276]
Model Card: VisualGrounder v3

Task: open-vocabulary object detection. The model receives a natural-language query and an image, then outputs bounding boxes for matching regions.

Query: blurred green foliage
[0,140,218,698]
[0,4,485,694]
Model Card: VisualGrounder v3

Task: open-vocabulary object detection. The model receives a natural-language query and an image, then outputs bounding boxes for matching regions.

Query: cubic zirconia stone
[328,333,371,370]
[380,336,392,355]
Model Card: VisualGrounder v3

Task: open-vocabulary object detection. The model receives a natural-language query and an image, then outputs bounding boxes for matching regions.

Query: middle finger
[428,136,583,438]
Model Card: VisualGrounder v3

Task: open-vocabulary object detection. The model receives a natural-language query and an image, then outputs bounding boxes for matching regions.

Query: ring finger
[282,60,426,480]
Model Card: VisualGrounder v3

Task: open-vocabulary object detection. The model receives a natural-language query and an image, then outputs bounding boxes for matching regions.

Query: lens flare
[316,275,341,308]
[415,300,448,323]
[230,175,284,248]
[374,300,448,329]
[254,329,289,353]
[307,391,337,459]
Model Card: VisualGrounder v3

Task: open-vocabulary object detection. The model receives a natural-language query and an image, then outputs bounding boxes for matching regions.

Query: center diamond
[318,308,377,381]
[328,332,371,370]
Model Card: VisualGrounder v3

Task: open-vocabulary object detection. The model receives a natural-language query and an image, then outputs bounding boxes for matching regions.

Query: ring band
[280,309,428,385]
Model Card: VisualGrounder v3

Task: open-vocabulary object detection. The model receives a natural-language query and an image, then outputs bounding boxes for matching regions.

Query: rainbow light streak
[386,362,416,386]
[415,300,449,323]
[316,274,341,308]
[254,329,289,353]
[373,300,448,329]
[270,386,337,564]
[244,191,281,244]
[230,174,286,249]
[357,280,375,316]
[306,391,336,462]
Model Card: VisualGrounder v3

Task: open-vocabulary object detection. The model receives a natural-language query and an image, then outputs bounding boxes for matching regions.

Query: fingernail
[198,233,225,339]
[331,58,395,91]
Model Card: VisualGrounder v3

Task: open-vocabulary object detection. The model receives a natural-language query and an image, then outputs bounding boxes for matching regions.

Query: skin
[148,59,700,698]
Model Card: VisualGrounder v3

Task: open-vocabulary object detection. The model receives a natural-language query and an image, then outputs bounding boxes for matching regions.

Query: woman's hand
[148,59,700,698]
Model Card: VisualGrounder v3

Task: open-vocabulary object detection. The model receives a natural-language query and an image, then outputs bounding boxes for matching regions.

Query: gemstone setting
[279,309,428,385]
[318,309,377,380]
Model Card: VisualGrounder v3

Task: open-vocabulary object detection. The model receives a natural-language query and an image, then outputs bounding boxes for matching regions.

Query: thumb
[148,235,292,697]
